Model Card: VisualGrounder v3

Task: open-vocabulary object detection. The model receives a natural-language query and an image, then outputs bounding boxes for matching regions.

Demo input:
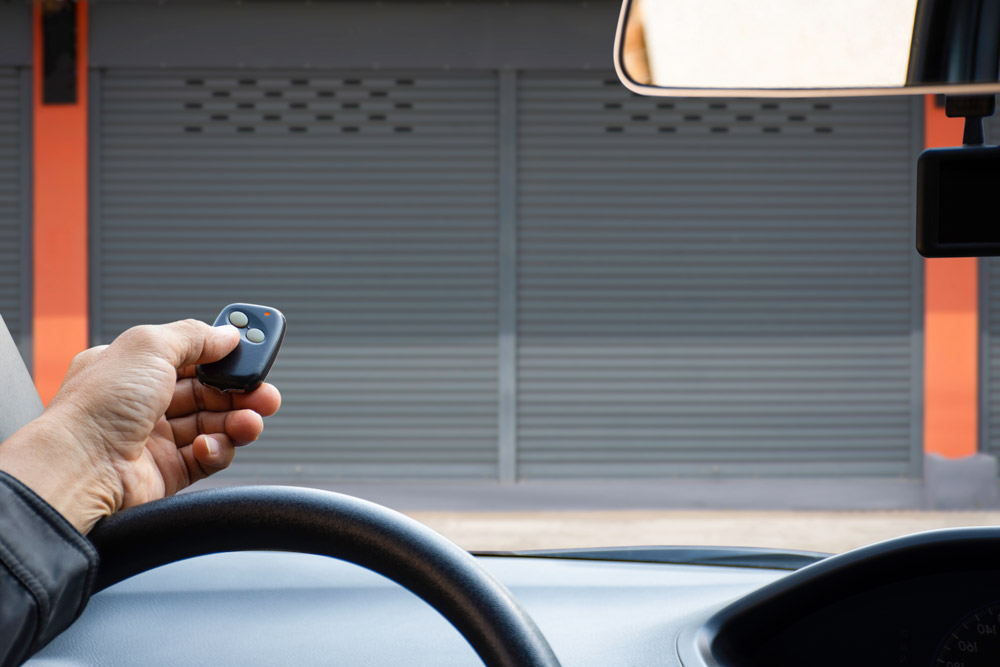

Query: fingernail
[205,436,220,456]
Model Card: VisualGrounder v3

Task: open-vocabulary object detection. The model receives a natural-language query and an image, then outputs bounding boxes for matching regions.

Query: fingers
[166,379,281,419]
[179,433,237,484]
[169,408,264,448]
[118,320,240,370]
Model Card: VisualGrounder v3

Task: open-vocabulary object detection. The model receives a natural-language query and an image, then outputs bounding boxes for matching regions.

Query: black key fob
[196,303,286,393]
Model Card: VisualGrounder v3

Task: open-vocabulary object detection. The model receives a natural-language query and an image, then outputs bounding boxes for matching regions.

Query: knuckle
[176,319,210,344]
[66,344,110,374]
[118,324,160,347]
[67,351,91,374]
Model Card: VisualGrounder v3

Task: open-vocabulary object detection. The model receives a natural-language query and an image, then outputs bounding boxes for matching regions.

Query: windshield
[7,1,999,561]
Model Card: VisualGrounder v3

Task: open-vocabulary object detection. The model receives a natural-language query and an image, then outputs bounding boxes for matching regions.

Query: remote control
[196,304,286,393]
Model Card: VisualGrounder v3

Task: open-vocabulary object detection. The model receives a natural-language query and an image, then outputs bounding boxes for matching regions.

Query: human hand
[0,319,281,534]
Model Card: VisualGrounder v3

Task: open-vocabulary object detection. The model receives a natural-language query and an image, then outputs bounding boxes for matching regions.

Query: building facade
[2,2,990,484]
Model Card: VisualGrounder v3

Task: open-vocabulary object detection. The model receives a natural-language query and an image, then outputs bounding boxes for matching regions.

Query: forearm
[0,413,120,535]
[0,471,98,666]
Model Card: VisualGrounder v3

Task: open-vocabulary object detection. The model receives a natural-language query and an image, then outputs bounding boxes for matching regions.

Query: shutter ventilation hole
[592,84,835,136]
[175,75,434,137]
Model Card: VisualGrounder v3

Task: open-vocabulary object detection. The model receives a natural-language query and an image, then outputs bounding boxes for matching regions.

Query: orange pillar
[923,95,978,458]
[33,2,89,404]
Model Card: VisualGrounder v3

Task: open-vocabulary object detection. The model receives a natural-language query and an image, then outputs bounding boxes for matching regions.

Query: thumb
[158,319,241,369]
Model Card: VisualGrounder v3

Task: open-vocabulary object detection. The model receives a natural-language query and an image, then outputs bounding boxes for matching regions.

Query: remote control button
[228,311,249,328]
[246,328,266,343]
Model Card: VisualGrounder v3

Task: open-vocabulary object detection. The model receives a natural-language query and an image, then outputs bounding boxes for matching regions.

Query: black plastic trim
[700,527,1000,666]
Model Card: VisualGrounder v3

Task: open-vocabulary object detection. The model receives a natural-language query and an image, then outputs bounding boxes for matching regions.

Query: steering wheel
[87,485,561,667]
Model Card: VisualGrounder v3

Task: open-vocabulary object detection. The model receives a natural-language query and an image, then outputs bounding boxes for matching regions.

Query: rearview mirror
[616,0,1000,97]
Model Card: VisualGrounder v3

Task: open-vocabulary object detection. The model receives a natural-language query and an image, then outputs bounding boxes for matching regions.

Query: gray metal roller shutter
[0,69,26,358]
[94,70,499,479]
[979,117,1000,460]
[516,73,920,478]
[984,257,1000,458]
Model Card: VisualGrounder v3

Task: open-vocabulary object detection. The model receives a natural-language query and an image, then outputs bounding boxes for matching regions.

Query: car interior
[9,0,1000,665]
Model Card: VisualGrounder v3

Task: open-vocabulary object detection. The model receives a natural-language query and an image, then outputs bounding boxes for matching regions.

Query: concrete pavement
[405,510,1000,553]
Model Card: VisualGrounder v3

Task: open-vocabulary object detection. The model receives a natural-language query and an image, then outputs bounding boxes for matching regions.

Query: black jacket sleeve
[0,471,98,666]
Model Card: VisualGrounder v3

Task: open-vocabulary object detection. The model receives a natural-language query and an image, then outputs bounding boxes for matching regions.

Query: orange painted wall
[33,2,89,404]
[923,95,979,458]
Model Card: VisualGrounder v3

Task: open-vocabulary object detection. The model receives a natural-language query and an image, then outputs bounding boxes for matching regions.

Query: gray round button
[246,328,266,343]
[228,311,249,328]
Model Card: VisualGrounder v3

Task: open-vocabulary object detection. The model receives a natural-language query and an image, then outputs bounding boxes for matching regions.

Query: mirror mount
[908,0,1000,88]
[945,94,996,146]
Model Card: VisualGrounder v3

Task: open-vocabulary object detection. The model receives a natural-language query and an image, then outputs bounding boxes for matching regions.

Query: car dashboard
[26,528,1000,666]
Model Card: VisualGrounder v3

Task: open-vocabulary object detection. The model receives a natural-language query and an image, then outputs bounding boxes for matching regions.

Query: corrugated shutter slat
[516,74,917,478]
[97,70,499,480]
[0,70,23,353]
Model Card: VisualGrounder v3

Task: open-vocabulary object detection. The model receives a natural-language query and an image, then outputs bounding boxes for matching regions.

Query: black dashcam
[917,144,1000,257]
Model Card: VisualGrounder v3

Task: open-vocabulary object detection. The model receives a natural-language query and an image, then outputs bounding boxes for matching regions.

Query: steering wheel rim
[87,485,561,667]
